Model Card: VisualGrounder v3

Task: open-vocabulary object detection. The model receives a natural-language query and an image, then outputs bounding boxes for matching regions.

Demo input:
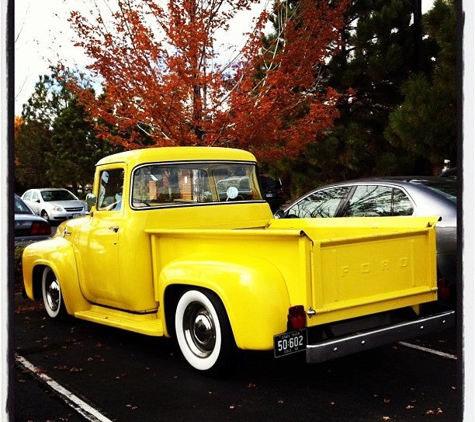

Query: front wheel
[175,289,235,372]
[42,267,66,318]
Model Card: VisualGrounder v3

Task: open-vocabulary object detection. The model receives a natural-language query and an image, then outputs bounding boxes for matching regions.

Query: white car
[21,188,87,223]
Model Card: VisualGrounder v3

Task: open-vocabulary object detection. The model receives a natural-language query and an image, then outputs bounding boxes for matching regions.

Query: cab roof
[96,147,257,167]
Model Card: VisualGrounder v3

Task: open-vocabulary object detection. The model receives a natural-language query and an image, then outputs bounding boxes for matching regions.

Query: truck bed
[147,216,439,327]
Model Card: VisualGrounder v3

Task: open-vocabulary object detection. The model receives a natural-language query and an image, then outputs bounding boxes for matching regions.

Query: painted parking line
[15,353,114,422]
[397,341,458,360]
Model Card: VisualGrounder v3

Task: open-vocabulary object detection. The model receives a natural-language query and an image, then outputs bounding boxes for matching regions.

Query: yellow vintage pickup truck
[22,147,455,372]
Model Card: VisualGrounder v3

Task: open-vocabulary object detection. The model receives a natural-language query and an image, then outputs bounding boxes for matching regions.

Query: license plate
[274,329,307,358]
[266,193,274,198]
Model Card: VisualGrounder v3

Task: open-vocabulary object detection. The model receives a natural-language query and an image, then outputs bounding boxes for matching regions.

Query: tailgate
[303,218,438,325]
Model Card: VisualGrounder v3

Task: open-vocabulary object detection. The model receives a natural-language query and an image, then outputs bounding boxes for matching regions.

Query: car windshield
[41,190,77,201]
[419,181,457,203]
[15,196,33,214]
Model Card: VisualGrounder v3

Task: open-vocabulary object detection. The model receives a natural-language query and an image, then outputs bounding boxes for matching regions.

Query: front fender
[22,236,89,314]
[159,253,291,351]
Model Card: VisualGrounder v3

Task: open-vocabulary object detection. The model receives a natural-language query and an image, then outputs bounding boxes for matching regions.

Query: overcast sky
[14,0,434,117]
[14,0,271,116]
[15,0,82,115]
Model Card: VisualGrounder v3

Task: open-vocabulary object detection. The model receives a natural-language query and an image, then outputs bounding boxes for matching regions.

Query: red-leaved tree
[68,0,350,162]
[226,0,351,162]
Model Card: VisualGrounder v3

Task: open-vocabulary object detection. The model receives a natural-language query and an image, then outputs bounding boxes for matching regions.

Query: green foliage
[15,68,123,194]
[386,73,456,165]
[46,91,120,193]
[320,0,423,177]
[15,75,56,192]
[14,246,25,292]
[15,118,54,192]
[386,0,457,168]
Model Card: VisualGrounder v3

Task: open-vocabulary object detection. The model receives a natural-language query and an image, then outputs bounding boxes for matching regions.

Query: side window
[392,188,414,216]
[345,185,392,217]
[287,186,349,218]
[98,169,124,211]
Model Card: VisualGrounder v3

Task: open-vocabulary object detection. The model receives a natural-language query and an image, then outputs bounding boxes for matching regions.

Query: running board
[75,305,164,336]
[306,310,455,363]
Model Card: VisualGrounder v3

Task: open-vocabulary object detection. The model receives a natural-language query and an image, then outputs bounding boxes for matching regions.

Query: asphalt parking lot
[12,292,460,422]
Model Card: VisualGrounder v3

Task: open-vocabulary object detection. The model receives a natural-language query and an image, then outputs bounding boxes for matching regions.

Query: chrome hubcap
[46,278,60,312]
[183,303,216,358]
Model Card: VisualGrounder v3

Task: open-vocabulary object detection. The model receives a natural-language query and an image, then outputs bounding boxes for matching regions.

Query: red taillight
[287,305,307,330]
[438,277,451,301]
[30,222,51,236]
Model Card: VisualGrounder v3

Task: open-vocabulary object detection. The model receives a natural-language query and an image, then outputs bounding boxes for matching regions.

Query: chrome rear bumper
[306,310,455,363]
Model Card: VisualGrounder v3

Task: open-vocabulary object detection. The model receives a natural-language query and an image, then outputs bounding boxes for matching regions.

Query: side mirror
[86,193,97,208]
[274,209,286,219]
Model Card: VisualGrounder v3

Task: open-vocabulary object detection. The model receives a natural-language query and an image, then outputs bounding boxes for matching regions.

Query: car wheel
[41,267,66,318]
[175,289,234,372]
[41,210,49,221]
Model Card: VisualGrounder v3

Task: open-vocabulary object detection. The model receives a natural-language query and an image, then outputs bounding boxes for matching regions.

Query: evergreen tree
[15,75,56,192]
[385,0,456,172]
[15,69,123,195]
[319,0,425,179]
[46,94,115,195]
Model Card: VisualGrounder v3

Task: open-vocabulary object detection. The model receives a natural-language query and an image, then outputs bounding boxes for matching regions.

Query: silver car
[275,177,457,305]
[21,188,87,223]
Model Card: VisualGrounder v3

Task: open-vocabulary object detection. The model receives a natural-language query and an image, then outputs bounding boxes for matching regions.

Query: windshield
[131,162,263,208]
[41,189,77,201]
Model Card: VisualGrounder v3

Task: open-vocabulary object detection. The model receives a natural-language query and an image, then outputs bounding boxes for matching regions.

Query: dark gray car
[275,177,457,305]
[14,194,51,246]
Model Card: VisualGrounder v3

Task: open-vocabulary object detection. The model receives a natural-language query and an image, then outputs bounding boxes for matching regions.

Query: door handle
[109,226,119,233]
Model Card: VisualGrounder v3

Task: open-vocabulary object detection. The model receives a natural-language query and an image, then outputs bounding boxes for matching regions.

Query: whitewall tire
[41,267,65,318]
[175,289,234,372]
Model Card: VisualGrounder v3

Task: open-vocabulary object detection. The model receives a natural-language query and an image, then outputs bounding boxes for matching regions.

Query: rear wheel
[175,289,234,372]
[42,267,66,318]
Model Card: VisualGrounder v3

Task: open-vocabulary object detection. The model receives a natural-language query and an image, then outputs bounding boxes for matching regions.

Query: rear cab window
[131,162,263,209]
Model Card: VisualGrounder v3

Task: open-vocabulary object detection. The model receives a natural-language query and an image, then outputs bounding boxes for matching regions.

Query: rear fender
[22,237,89,314]
[159,253,291,350]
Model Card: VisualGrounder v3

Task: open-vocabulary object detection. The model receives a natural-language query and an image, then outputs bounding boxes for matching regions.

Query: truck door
[77,168,125,309]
